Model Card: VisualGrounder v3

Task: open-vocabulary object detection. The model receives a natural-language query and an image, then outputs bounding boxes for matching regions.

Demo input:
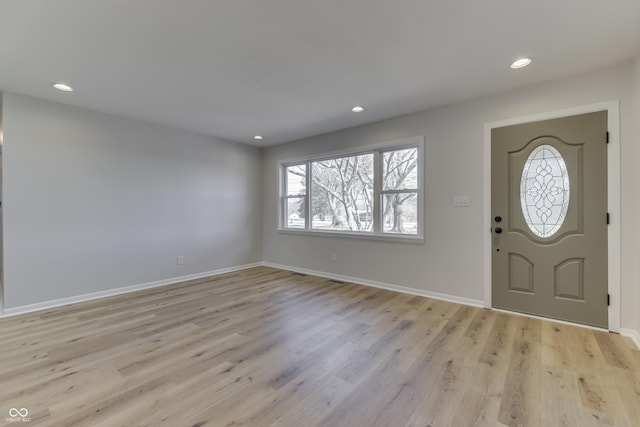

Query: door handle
[495,227,503,234]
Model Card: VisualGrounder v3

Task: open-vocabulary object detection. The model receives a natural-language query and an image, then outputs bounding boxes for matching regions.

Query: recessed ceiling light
[254,135,263,140]
[351,106,365,113]
[510,58,532,69]
[52,82,74,92]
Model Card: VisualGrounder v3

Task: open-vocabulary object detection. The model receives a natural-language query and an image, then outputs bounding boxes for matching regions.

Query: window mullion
[373,150,381,233]
[380,189,419,195]
[306,161,312,230]
[281,166,287,229]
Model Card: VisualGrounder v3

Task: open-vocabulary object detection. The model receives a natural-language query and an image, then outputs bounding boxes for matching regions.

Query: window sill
[276,228,425,244]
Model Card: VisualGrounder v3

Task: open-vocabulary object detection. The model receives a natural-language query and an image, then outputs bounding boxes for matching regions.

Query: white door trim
[483,101,621,332]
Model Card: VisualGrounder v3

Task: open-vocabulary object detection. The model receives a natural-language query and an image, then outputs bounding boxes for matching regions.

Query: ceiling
[1,1,640,146]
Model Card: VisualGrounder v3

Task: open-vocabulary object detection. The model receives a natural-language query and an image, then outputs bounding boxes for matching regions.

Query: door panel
[491,111,607,328]
[554,258,584,300]
[508,254,534,293]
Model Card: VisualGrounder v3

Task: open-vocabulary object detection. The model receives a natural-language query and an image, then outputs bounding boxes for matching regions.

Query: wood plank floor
[1,266,639,426]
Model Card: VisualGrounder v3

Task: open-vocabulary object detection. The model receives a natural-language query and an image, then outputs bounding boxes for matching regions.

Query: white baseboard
[262,262,484,308]
[0,262,262,318]
[620,328,640,350]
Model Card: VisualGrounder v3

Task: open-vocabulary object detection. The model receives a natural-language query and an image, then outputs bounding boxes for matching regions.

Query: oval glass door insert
[520,144,570,238]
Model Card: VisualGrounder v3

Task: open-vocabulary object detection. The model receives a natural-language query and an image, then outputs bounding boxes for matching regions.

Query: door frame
[483,100,620,332]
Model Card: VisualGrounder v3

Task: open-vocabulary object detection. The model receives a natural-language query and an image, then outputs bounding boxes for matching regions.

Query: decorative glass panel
[520,145,570,238]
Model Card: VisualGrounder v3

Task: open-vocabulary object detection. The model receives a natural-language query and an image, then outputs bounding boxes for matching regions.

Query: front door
[491,111,608,328]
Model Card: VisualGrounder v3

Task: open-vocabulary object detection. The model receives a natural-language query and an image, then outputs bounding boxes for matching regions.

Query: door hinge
[606,213,610,225]
[607,294,610,306]
[606,131,610,144]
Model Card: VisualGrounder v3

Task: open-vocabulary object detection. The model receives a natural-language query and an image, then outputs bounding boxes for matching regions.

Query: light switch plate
[453,196,470,207]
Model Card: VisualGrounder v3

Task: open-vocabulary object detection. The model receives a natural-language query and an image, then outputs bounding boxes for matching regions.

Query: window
[279,137,423,240]
[311,153,374,232]
[381,147,419,234]
[283,164,307,229]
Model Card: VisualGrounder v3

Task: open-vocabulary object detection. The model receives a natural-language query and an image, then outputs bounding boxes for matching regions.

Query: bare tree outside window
[311,154,373,231]
[283,164,306,228]
[381,148,419,234]
[280,139,422,238]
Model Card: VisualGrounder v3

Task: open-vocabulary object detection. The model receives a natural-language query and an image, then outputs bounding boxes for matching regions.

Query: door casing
[483,101,620,331]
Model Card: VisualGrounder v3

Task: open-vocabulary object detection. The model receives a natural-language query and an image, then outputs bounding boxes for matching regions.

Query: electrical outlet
[331,253,337,263]
[177,256,184,265]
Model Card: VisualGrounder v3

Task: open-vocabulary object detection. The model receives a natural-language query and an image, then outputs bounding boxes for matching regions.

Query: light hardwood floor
[1,266,639,426]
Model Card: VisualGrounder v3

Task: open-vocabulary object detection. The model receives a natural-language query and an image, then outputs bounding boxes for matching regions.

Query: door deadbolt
[494,216,502,223]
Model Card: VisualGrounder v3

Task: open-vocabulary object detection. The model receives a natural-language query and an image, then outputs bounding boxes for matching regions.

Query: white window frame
[278,136,424,242]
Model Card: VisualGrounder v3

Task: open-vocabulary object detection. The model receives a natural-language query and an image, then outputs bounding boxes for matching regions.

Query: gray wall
[262,62,638,330]
[0,92,3,311]
[633,57,640,336]
[1,61,638,337]
[2,93,262,309]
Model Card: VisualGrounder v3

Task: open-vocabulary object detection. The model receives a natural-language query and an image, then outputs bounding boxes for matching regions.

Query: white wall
[262,62,638,330]
[2,93,262,309]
